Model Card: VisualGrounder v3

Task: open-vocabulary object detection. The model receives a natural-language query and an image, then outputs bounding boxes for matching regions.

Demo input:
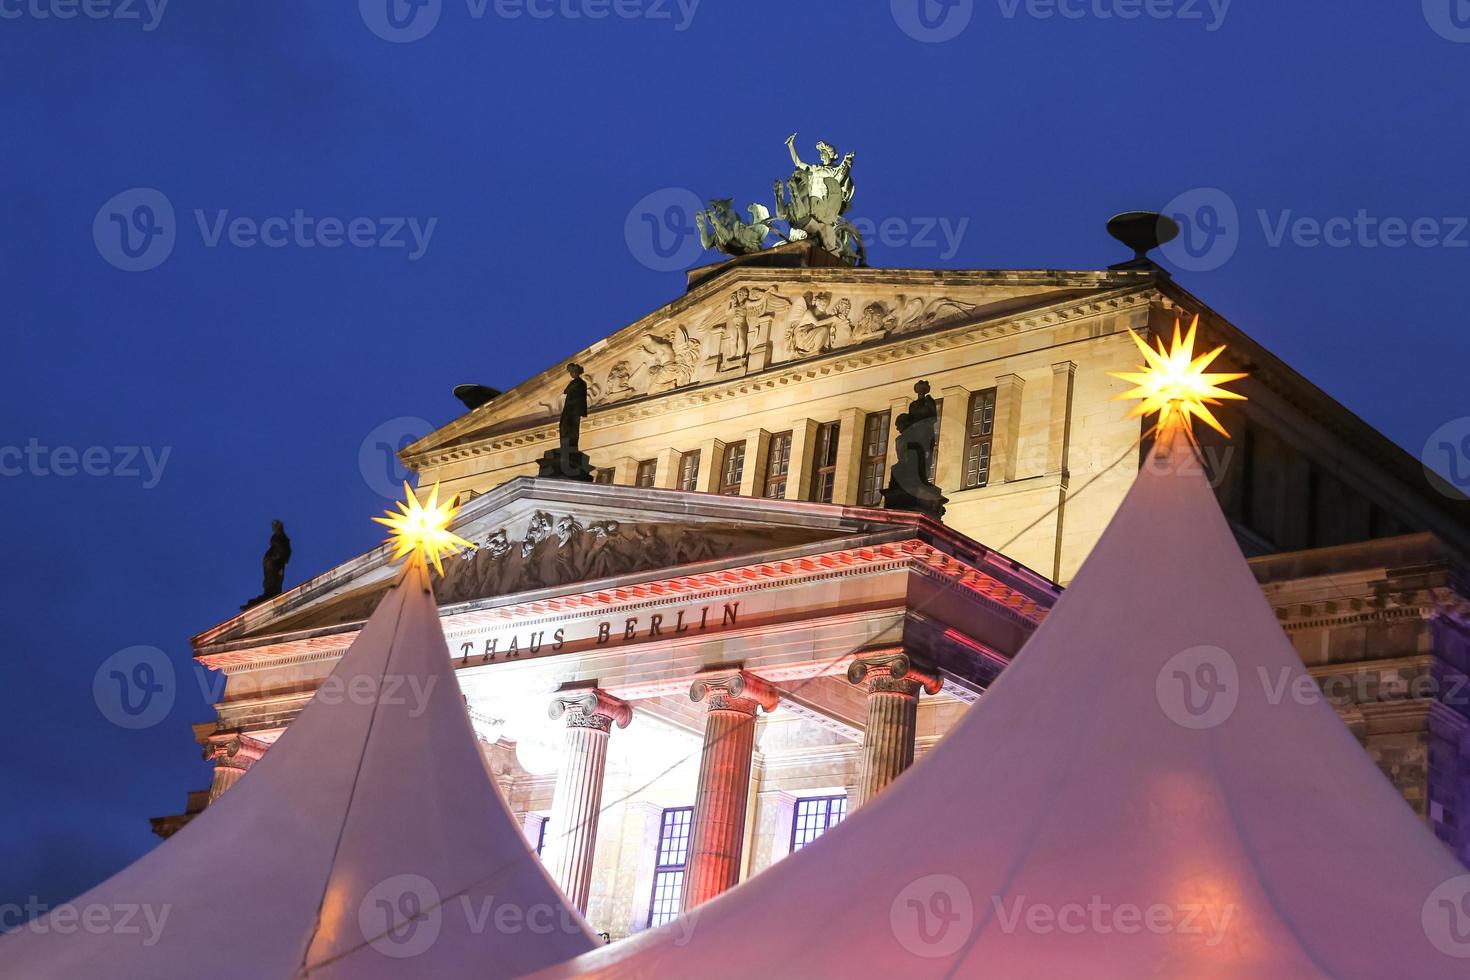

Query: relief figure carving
[785,291,850,357]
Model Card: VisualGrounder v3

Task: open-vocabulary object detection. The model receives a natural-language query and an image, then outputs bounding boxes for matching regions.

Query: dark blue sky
[3,0,1468,912]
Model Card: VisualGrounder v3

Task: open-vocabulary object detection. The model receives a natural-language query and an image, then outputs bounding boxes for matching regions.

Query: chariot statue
[693,134,867,266]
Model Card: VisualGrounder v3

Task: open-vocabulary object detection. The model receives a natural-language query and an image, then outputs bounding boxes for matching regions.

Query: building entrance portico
[178,477,1057,938]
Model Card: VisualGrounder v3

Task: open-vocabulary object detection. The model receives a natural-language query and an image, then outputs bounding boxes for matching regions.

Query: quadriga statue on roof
[695,134,866,266]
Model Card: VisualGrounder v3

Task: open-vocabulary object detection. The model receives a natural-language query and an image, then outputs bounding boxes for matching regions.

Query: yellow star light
[372,482,472,576]
[1111,314,1248,438]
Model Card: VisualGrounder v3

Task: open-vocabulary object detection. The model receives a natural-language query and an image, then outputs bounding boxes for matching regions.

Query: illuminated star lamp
[1110,313,1248,438]
[373,481,472,576]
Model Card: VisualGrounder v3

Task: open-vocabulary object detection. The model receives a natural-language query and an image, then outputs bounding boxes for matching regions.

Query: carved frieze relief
[583,284,978,408]
[437,512,816,605]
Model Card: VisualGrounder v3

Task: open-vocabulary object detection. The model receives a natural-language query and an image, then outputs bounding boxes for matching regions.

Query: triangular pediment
[195,480,914,653]
[407,266,1153,458]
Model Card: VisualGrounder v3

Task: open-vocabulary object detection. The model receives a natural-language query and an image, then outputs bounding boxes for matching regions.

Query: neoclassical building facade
[161,242,1470,939]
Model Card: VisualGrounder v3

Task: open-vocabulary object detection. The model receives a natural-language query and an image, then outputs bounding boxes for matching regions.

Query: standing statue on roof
[773,133,866,266]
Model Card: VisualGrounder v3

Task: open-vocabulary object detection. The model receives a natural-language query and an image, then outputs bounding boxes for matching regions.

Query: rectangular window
[594,468,615,485]
[720,441,746,496]
[677,450,701,492]
[790,795,847,852]
[859,411,890,506]
[635,459,657,489]
[646,806,694,928]
[763,431,793,499]
[962,389,997,490]
[808,422,841,503]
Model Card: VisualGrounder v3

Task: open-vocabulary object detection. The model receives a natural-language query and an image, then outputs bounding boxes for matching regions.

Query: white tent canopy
[530,433,1470,979]
[1,561,595,979]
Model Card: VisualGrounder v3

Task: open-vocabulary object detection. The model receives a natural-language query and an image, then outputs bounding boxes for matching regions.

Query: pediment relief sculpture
[580,286,978,409]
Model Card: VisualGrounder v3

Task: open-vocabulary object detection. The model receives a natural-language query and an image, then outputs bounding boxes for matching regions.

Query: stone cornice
[198,538,1052,673]
[1273,585,1470,631]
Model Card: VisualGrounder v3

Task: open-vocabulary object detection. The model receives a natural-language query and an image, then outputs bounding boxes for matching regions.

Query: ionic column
[681,670,779,911]
[847,652,941,808]
[204,734,267,803]
[544,689,632,912]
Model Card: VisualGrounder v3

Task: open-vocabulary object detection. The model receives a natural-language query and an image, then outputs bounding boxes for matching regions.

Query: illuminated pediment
[406,264,1143,461]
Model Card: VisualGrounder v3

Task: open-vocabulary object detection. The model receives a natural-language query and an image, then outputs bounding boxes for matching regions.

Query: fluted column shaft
[681,671,778,912]
[856,681,921,807]
[848,652,941,808]
[544,690,632,912]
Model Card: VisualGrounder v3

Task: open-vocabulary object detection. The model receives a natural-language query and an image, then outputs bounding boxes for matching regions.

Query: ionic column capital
[847,651,942,697]
[203,733,268,769]
[689,670,779,715]
[548,689,633,732]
